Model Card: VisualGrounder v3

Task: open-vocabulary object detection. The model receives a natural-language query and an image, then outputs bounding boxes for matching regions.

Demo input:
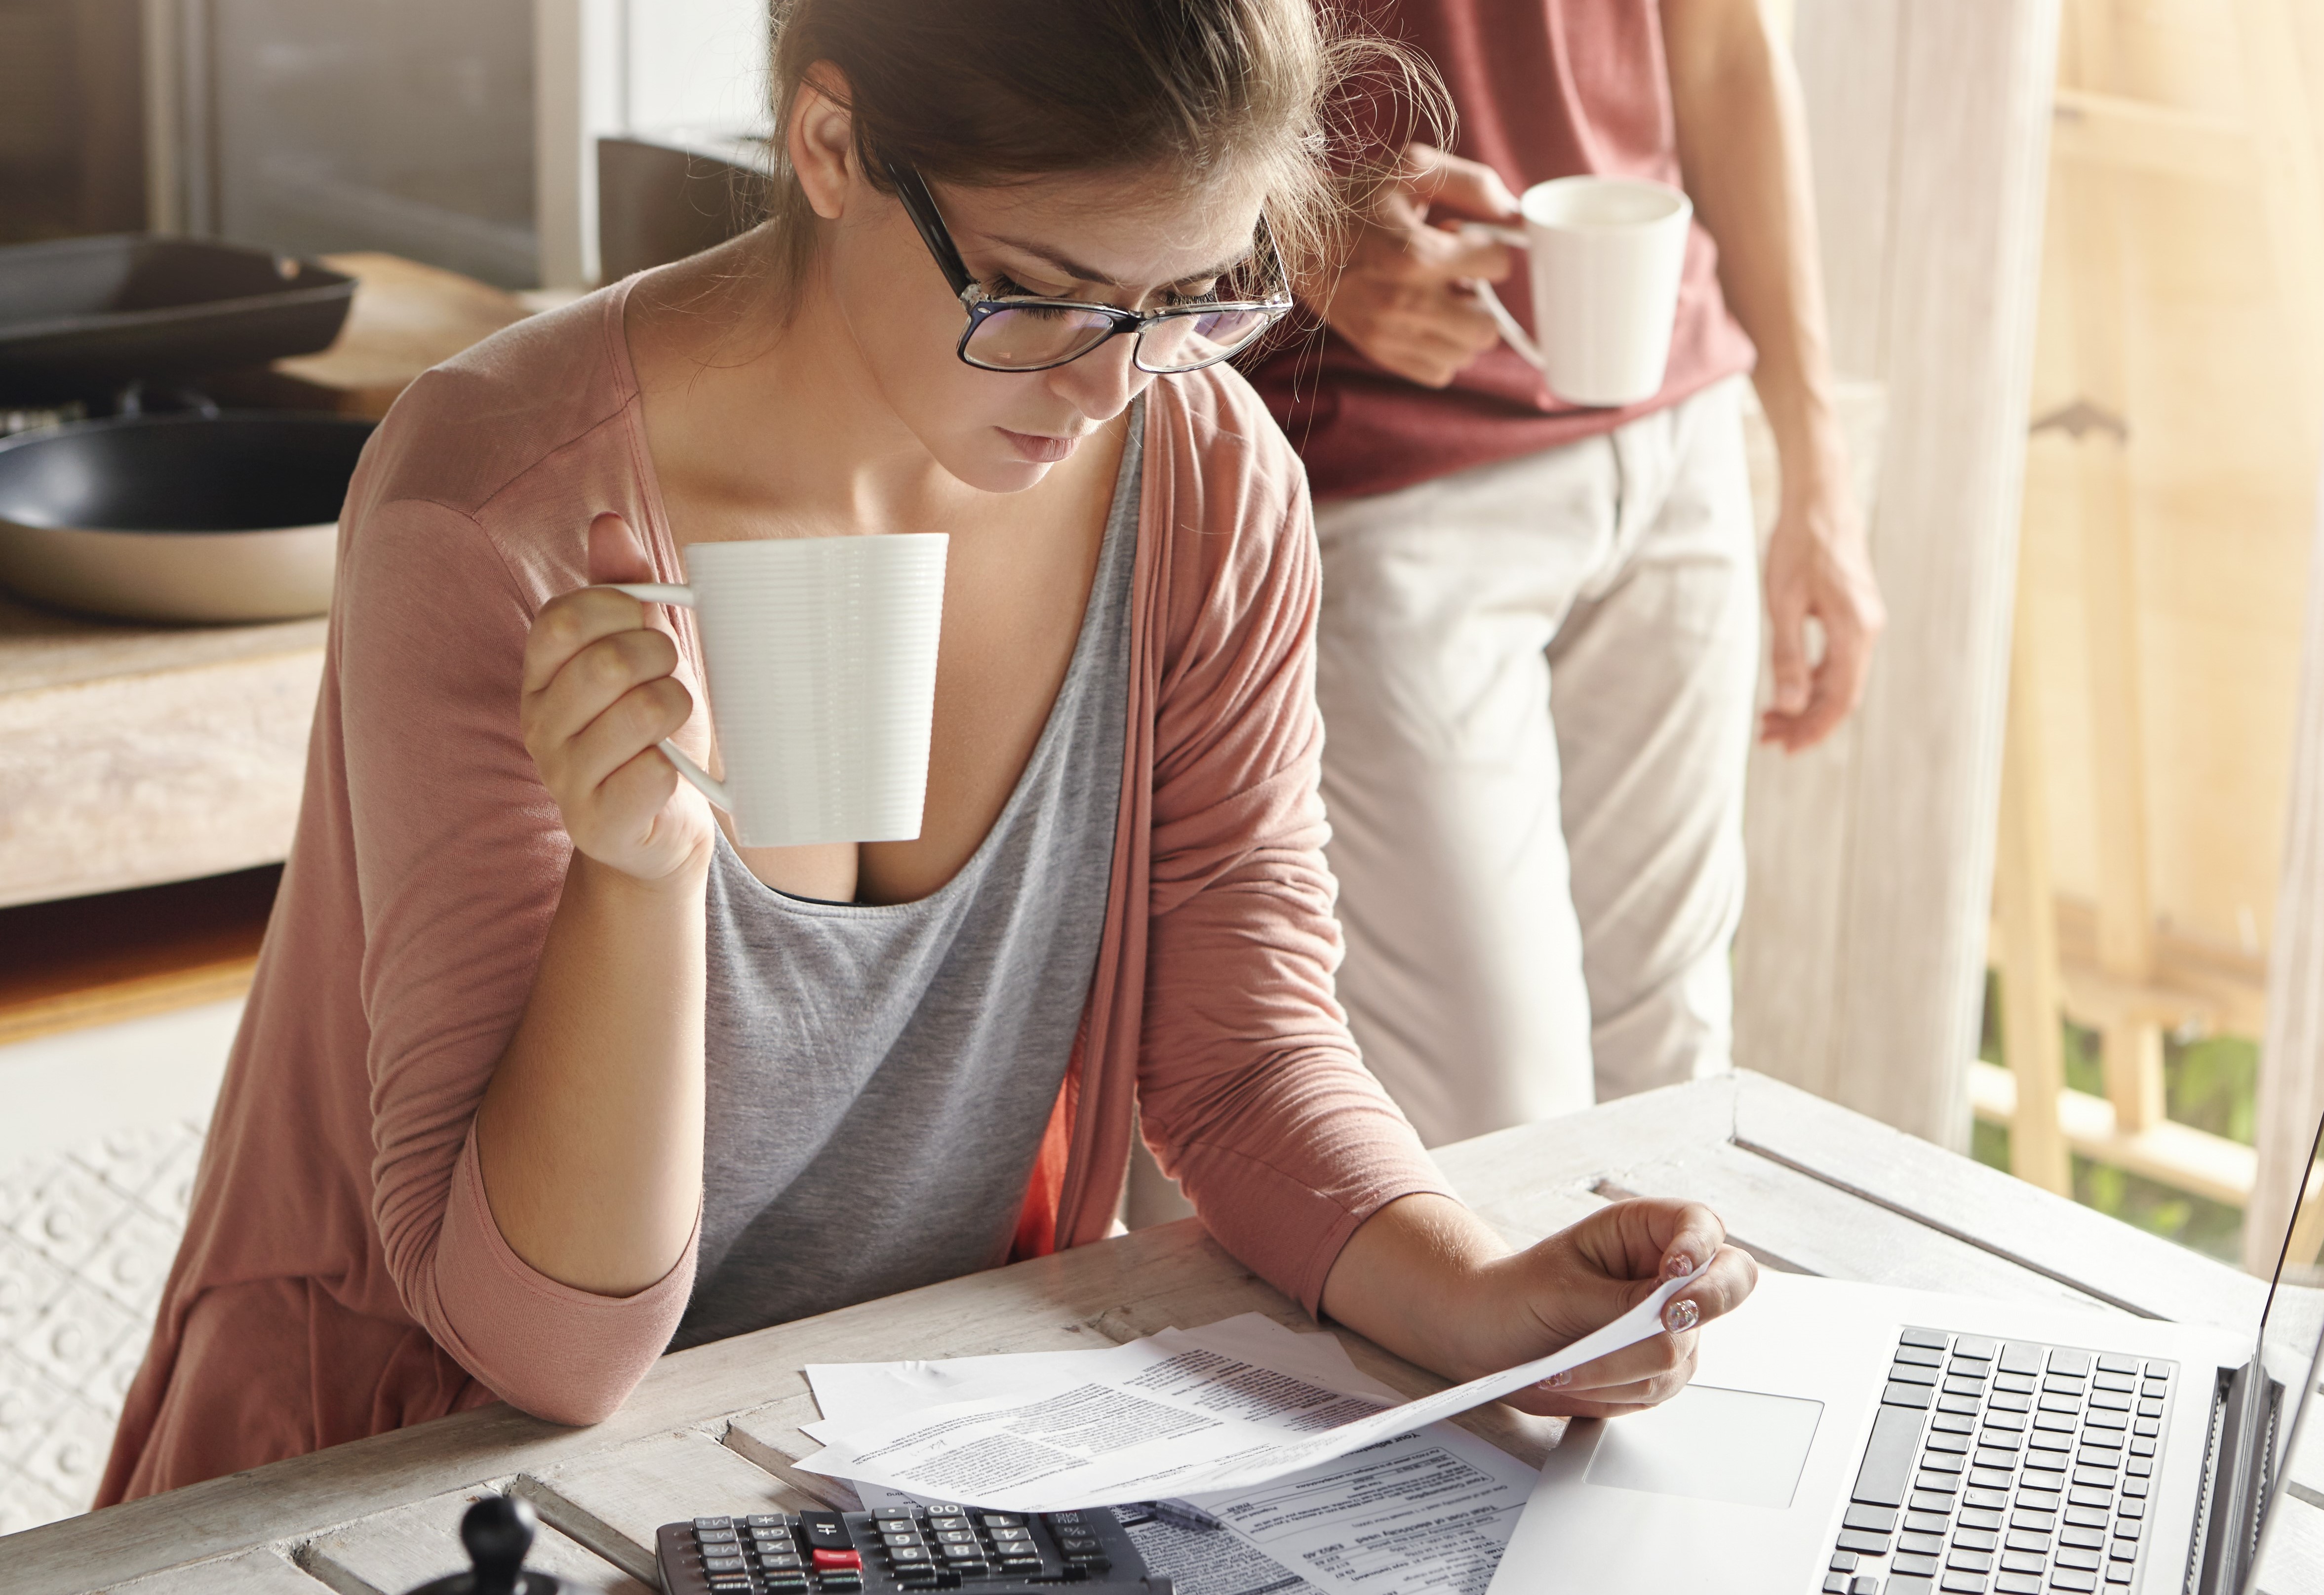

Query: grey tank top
[672,407,1142,1350]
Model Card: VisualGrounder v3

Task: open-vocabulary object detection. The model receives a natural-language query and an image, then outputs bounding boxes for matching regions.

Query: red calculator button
[813,1550,863,1571]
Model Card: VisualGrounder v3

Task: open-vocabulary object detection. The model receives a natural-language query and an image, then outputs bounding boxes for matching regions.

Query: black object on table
[403,1494,564,1595]
[657,1505,1173,1595]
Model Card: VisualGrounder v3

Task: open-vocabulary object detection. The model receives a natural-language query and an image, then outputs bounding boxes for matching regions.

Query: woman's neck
[625,237,990,546]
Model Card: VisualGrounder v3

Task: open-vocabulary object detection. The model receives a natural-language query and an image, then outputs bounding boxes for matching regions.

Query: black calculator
[656,1506,1174,1595]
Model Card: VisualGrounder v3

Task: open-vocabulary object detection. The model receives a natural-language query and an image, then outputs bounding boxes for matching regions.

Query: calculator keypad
[659,1505,1146,1595]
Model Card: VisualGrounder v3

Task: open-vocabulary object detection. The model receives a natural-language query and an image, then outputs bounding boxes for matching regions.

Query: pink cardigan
[98,279,1451,1504]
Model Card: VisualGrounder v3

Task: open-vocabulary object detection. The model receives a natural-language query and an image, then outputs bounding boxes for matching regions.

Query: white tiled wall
[0,1001,241,1535]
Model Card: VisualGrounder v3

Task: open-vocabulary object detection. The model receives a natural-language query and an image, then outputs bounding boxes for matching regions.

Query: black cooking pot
[0,410,375,622]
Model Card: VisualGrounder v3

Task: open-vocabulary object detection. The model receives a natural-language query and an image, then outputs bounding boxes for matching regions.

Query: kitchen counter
[0,252,532,913]
[0,593,324,910]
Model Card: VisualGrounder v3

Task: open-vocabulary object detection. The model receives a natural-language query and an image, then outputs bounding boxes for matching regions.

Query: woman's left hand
[1466,1198,1760,1419]
[1320,1193,1758,1422]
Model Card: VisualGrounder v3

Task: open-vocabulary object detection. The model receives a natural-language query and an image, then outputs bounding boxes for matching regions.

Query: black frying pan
[0,236,355,404]
[0,412,375,622]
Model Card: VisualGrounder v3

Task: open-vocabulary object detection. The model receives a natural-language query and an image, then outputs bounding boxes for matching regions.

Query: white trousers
[1314,377,1759,1148]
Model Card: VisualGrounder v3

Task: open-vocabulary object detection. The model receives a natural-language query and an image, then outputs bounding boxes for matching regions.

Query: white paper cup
[1471,175,1693,408]
[615,533,947,847]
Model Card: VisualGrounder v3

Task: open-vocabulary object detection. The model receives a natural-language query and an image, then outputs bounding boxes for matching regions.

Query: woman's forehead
[931,166,1267,286]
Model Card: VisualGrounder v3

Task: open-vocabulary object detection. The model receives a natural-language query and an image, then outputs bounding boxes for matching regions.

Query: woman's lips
[998,427,1080,464]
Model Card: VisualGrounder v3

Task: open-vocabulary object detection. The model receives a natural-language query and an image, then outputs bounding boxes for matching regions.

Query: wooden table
[6,1072,2320,1595]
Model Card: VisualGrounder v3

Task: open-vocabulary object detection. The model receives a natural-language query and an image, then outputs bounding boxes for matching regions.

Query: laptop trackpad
[1581,1385,1824,1510]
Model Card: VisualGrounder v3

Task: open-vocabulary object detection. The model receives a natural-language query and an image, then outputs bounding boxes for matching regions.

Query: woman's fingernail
[1537,1371,1572,1390]
[1663,1250,1697,1280]
[1665,1298,1700,1334]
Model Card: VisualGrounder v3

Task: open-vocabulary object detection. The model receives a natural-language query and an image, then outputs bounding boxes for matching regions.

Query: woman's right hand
[519,511,714,883]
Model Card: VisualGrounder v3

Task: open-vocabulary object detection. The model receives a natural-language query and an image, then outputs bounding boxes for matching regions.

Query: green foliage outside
[1975,970,2255,1265]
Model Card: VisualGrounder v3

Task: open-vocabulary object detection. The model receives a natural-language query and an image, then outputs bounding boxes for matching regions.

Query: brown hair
[758,0,1442,307]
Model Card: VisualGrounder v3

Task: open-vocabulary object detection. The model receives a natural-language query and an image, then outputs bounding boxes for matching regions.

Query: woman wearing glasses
[102,0,1753,1500]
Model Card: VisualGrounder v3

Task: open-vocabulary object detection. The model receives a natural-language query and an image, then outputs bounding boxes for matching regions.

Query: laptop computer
[1485,1108,2324,1595]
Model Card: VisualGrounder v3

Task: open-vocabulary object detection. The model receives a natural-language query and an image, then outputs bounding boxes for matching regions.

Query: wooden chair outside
[1986,0,2324,1248]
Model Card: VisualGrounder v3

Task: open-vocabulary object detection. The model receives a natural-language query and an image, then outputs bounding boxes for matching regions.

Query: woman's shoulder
[1143,362,1317,634]
[341,283,656,600]
[1148,361,1309,519]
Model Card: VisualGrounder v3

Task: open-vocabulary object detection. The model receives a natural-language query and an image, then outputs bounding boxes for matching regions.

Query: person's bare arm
[1663,0,1884,751]
[473,512,716,1296]
[1320,1192,1757,1418]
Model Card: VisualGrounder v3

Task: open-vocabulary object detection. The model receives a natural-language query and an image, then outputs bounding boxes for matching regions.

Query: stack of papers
[800,1276,1699,1595]
[796,1268,1698,1509]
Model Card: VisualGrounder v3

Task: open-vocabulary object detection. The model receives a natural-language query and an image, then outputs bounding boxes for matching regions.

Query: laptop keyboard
[1821,1328,2175,1595]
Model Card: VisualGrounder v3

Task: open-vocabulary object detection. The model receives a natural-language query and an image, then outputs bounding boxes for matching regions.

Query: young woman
[101,0,1754,1501]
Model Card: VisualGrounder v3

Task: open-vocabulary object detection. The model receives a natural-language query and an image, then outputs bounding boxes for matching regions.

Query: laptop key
[1886,1382,1937,1409]
[1831,1551,1859,1573]
[1897,1344,1947,1367]
[2050,1351,2091,1377]
[1846,1505,1899,1533]
[2004,1530,2049,1551]
[1999,1344,2045,1375]
[1998,1550,2046,1572]
[1902,1327,1952,1349]
[1947,1548,1992,1572]
[1856,1405,1929,1506]
[1953,1527,1999,1552]
[2051,1573,2097,1593]
[2059,1526,2104,1550]
[1836,1529,1891,1555]
[1851,1580,1880,1595]
[2055,1547,2102,1571]
[1892,1363,1943,1387]
[1928,1432,1972,1454]
[1895,1552,1943,1576]
[1822,1575,1849,1594]
[1938,1573,1988,1593]
[1962,1487,2011,1510]
[1939,1395,1983,1416]
[2064,1506,2107,1528]
[1958,1337,2001,1359]
[1901,1530,1946,1555]
[1960,1508,2006,1530]
[1914,1490,1959,1514]
[1994,1574,2043,1595]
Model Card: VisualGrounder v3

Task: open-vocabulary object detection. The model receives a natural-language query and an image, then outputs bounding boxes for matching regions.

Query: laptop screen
[2244,1107,2324,1588]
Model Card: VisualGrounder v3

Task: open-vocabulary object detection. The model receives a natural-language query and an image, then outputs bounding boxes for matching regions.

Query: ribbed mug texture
[687,533,948,847]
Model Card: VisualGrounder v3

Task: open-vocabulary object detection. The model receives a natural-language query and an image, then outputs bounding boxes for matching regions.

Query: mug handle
[607,580,735,814]
[1459,224,1546,372]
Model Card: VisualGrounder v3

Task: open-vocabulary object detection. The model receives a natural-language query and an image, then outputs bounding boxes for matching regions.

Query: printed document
[809,1315,1540,1595]
[796,1268,1699,1511]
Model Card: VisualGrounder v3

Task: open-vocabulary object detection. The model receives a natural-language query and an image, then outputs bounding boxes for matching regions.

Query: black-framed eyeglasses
[884,160,1292,375]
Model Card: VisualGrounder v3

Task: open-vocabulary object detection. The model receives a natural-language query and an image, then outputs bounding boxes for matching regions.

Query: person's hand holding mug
[519,512,714,884]
[1303,142,1522,389]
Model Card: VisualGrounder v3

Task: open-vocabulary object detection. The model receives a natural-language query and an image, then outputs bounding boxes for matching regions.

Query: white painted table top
[1,1072,2311,1594]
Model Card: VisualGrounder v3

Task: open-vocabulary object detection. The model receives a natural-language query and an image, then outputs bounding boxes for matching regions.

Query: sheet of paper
[814,1316,1537,1595]
[796,1268,1699,1510]
[806,1316,1392,1429]
[1182,1425,1536,1595]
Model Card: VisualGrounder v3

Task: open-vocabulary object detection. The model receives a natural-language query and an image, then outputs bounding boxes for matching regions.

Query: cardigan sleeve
[337,494,696,1425]
[1131,407,1457,1316]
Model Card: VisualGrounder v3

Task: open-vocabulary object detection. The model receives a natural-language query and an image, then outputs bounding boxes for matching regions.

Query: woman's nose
[1046,331,1152,422]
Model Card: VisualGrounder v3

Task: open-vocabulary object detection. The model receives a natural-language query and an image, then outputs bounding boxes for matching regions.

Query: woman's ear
[789,61,859,223]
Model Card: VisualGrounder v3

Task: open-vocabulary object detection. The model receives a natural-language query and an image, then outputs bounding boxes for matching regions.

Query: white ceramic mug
[615,533,948,847]
[1469,175,1693,408]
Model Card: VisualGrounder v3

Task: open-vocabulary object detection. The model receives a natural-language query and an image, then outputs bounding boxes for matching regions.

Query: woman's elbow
[494,1365,642,1428]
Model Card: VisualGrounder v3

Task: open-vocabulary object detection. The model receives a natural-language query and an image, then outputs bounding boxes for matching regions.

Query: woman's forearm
[473,848,710,1295]
[1319,1193,1511,1377]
